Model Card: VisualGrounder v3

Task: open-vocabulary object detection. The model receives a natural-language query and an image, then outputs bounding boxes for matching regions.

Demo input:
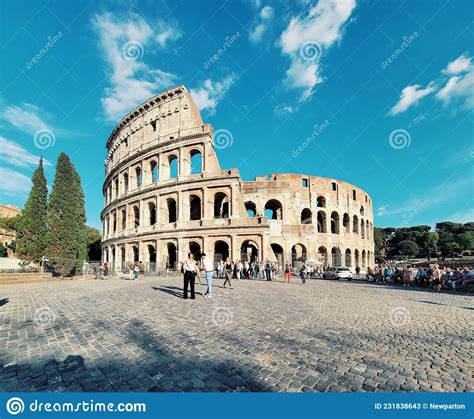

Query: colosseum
[101,85,375,272]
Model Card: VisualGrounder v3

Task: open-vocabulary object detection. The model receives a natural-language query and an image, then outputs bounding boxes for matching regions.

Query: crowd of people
[365,264,474,292]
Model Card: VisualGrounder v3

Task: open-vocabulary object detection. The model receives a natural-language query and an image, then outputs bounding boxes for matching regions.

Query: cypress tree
[45,153,87,277]
[16,158,48,263]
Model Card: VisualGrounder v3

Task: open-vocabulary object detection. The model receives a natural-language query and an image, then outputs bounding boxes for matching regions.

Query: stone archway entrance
[240,240,259,263]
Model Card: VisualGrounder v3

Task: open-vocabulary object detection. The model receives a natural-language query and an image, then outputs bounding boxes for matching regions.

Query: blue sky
[1,0,473,230]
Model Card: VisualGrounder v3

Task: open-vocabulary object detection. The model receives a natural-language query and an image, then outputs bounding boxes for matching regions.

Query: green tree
[45,153,87,277]
[397,240,419,259]
[16,158,48,263]
[456,231,474,253]
[85,226,101,260]
[0,243,6,257]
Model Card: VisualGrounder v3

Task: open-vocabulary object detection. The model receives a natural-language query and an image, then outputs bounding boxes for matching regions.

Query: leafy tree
[456,231,474,253]
[0,243,6,257]
[85,226,101,260]
[45,153,87,277]
[16,158,48,263]
[0,215,21,231]
[397,240,419,259]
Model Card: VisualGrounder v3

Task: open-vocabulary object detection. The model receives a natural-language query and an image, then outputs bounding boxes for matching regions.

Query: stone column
[230,235,239,262]
[139,199,144,229]
[155,195,161,226]
[178,147,185,177]
[202,187,210,220]
[230,184,238,218]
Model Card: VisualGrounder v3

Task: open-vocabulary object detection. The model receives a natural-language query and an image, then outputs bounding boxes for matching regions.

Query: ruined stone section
[100,85,375,271]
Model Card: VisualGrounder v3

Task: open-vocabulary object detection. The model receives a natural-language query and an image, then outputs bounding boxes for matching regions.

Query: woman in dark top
[223,257,233,289]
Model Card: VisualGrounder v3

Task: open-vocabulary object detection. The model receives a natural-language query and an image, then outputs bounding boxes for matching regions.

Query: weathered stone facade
[101,86,374,271]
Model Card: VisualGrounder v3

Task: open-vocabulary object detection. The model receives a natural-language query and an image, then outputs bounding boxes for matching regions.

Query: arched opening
[318,246,328,266]
[167,242,177,269]
[331,247,342,267]
[245,201,257,217]
[111,247,115,271]
[190,150,202,174]
[120,246,126,270]
[353,215,359,234]
[148,245,156,271]
[189,241,201,259]
[214,240,229,264]
[264,199,283,220]
[366,223,370,240]
[345,249,352,268]
[133,205,140,228]
[167,198,177,223]
[112,212,117,232]
[361,219,365,239]
[362,250,366,268]
[214,192,229,219]
[317,211,327,233]
[343,213,350,233]
[148,202,156,225]
[150,161,158,183]
[316,196,326,208]
[169,155,178,179]
[121,209,126,230]
[132,245,139,262]
[354,249,360,268]
[291,243,307,268]
[135,166,142,187]
[270,243,284,266]
[189,195,202,220]
[330,211,340,234]
[123,173,129,193]
[240,240,259,263]
[360,206,365,216]
[301,208,312,224]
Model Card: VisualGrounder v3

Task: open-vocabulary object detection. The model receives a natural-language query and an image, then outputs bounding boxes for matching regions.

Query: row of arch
[106,149,203,204]
[104,240,373,271]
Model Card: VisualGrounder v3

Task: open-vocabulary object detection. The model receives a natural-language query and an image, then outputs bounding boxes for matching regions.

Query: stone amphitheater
[101,86,374,272]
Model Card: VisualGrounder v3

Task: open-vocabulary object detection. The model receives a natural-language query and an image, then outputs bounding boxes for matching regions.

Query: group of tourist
[365,264,473,292]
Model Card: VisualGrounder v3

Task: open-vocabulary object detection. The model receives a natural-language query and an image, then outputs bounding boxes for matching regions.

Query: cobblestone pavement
[0,277,472,392]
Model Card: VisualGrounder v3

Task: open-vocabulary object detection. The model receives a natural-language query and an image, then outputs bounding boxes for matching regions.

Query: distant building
[0,204,21,257]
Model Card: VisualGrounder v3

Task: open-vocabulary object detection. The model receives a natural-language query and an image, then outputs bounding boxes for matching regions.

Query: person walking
[223,257,233,289]
[300,263,307,284]
[284,263,291,283]
[103,263,109,279]
[183,253,197,299]
[201,253,214,298]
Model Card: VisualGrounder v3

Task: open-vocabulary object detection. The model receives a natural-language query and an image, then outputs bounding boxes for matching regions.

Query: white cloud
[388,83,435,116]
[436,54,474,110]
[0,167,31,196]
[249,5,274,43]
[190,75,236,115]
[442,53,472,75]
[0,136,50,168]
[274,103,298,116]
[279,0,357,101]
[2,103,50,134]
[92,12,181,122]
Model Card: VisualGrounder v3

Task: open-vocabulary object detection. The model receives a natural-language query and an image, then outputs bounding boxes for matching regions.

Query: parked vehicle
[323,267,353,281]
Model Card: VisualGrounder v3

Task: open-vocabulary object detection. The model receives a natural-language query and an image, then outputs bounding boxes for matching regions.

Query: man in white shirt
[201,253,214,298]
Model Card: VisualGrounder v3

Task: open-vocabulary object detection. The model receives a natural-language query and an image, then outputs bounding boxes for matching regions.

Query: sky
[0,0,473,230]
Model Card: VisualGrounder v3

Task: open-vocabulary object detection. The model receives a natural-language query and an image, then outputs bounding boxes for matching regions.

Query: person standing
[103,263,109,279]
[201,253,214,298]
[264,259,272,281]
[223,257,233,289]
[133,262,139,281]
[432,264,442,292]
[183,253,197,299]
[284,263,291,283]
[300,263,307,284]
[403,265,413,287]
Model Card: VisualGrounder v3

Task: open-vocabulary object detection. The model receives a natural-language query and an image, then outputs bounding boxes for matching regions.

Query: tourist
[244,260,250,278]
[201,253,214,298]
[133,262,140,281]
[366,266,374,281]
[383,266,392,283]
[251,261,259,279]
[264,259,272,281]
[138,261,144,280]
[103,263,109,279]
[403,265,413,287]
[182,253,197,299]
[355,266,360,276]
[432,264,442,292]
[300,263,307,284]
[223,257,233,289]
[284,263,291,283]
